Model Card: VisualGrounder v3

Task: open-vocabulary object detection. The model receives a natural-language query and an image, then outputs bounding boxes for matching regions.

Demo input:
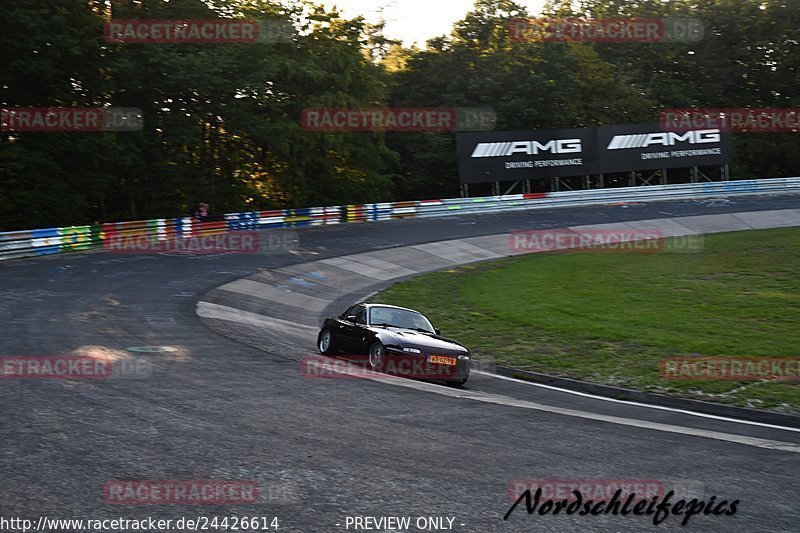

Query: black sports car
[317,303,471,386]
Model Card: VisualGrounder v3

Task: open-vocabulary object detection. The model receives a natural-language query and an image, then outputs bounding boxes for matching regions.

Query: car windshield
[369,306,435,333]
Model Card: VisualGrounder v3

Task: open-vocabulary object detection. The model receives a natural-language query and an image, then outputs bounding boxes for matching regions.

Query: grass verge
[369,227,800,413]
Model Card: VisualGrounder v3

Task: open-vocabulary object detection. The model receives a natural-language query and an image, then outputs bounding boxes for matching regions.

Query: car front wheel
[318,329,334,355]
[446,367,469,387]
[367,341,385,371]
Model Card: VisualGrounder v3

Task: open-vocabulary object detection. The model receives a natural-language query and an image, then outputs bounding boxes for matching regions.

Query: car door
[349,305,370,355]
[336,304,367,355]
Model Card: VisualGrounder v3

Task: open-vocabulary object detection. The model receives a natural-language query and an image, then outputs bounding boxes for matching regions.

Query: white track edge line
[475,370,800,433]
[306,361,800,454]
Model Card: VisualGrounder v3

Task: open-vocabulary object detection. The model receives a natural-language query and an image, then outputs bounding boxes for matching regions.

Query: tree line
[0,0,797,230]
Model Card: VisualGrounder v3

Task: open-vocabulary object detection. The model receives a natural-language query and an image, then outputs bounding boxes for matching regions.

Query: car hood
[376,328,468,353]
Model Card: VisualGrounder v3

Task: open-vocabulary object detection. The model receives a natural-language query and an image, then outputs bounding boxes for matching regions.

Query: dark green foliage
[0,0,797,229]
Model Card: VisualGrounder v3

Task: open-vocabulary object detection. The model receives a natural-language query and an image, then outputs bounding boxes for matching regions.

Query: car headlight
[402,347,421,354]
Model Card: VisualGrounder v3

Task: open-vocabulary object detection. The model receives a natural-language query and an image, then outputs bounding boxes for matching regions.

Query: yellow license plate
[428,355,457,366]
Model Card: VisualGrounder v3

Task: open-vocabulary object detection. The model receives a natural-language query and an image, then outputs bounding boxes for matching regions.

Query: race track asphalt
[1,195,799,533]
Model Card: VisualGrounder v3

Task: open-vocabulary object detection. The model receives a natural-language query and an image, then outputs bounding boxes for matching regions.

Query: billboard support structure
[502,180,526,195]
[636,169,666,186]
[554,177,576,191]
[690,165,729,183]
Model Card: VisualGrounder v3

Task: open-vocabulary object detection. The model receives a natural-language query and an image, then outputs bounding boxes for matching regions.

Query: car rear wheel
[318,329,334,355]
[367,341,385,371]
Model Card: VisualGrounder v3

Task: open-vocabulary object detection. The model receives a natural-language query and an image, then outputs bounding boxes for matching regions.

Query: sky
[318,0,547,47]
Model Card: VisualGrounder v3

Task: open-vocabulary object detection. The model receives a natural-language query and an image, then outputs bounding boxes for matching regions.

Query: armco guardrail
[0,206,342,261]
[1,178,799,261]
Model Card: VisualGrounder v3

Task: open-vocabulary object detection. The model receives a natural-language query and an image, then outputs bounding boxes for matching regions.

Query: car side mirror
[347,315,358,323]
[435,328,441,335]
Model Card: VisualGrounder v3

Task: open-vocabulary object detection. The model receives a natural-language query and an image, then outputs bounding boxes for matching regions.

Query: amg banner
[456,123,731,183]
[596,122,732,173]
[456,127,595,184]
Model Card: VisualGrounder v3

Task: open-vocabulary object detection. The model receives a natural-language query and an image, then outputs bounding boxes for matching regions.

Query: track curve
[2,195,800,532]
